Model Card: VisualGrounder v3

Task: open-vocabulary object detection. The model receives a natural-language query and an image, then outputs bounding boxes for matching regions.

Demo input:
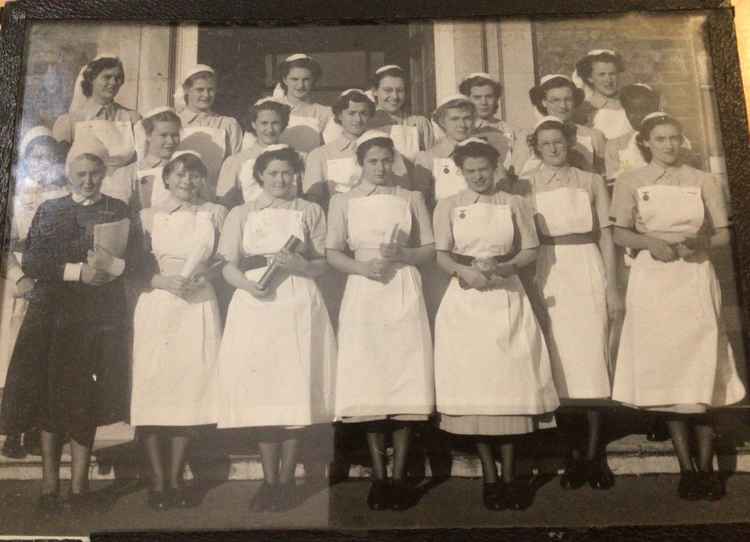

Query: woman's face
[441,106,475,142]
[542,86,575,121]
[68,157,105,199]
[25,142,57,182]
[468,84,498,120]
[461,156,495,194]
[361,145,394,186]
[536,128,569,167]
[376,75,406,114]
[339,100,372,138]
[91,67,123,103]
[252,109,284,146]
[644,123,683,167]
[166,162,204,202]
[260,159,297,199]
[284,67,314,101]
[589,61,619,98]
[186,76,216,112]
[147,121,180,160]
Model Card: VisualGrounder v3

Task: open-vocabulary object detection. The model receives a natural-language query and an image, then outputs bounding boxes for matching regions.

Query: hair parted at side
[252,146,304,185]
[355,136,395,166]
[81,57,125,98]
[635,114,684,162]
[162,153,208,189]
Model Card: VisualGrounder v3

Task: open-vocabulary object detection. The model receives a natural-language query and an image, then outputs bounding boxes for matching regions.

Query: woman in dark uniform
[0,152,132,513]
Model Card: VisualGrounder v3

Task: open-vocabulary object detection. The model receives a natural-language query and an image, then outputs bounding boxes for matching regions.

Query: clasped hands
[360,242,408,282]
[457,257,516,291]
[647,235,708,263]
[82,245,124,286]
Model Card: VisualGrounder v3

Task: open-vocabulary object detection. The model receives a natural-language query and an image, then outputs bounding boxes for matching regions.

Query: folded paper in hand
[92,218,130,276]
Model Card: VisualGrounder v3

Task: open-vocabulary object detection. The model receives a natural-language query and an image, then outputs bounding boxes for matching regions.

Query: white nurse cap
[633,83,654,91]
[539,74,573,85]
[143,106,176,120]
[254,96,286,106]
[461,72,497,83]
[91,52,120,62]
[642,111,671,122]
[285,53,312,62]
[340,88,368,97]
[586,49,617,57]
[182,64,215,84]
[375,64,403,75]
[455,137,492,148]
[355,130,392,148]
[435,94,474,109]
[170,150,203,161]
[19,126,53,156]
[262,144,292,153]
[533,115,565,131]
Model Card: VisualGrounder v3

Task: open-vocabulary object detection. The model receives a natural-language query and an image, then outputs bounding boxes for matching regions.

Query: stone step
[2,420,750,481]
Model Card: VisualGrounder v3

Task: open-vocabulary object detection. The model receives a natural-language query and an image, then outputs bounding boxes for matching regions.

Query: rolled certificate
[257,235,302,290]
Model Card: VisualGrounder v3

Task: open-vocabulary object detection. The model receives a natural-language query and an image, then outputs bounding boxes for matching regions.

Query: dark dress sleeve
[21,200,72,282]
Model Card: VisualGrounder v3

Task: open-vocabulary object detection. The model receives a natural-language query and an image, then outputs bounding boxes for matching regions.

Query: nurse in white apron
[273,54,333,154]
[516,117,623,491]
[102,106,181,211]
[130,151,227,511]
[0,128,67,459]
[572,49,632,141]
[611,113,745,501]
[521,74,606,177]
[433,138,558,511]
[177,64,244,199]
[458,72,530,177]
[414,95,476,325]
[52,54,140,177]
[216,97,292,209]
[365,65,434,163]
[216,145,336,513]
[327,131,434,511]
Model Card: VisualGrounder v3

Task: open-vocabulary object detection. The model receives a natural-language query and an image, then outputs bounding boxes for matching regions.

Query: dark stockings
[665,414,716,473]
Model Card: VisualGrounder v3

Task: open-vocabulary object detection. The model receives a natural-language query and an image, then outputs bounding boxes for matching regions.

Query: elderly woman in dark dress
[0,152,132,513]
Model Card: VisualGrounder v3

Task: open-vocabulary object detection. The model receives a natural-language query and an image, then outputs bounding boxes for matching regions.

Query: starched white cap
[92,52,119,62]
[254,96,287,106]
[182,64,215,85]
[534,115,565,131]
[540,74,573,85]
[642,111,671,122]
[19,126,53,156]
[587,49,617,56]
[375,64,403,75]
[285,53,312,62]
[436,94,474,109]
[461,72,497,83]
[355,130,392,149]
[170,150,203,162]
[633,83,654,91]
[143,106,176,120]
[455,137,492,148]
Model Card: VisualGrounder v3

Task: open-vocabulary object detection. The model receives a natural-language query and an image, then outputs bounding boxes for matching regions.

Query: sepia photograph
[0,0,749,539]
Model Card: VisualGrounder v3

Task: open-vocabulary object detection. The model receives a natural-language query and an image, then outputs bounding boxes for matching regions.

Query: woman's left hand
[606,287,625,322]
[14,277,35,298]
[274,249,308,276]
[380,242,404,263]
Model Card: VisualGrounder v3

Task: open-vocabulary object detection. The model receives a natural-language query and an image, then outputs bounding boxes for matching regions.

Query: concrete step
[2,419,750,481]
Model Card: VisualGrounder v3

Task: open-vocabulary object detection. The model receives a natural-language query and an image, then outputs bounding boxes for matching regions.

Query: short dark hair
[458,76,503,101]
[81,57,125,98]
[528,120,577,159]
[432,99,476,128]
[277,57,323,92]
[529,76,585,115]
[372,66,407,89]
[635,115,683,162]
[142,110,182,136]
[620,84,660,114]
[253,147,305,185]
[332,91,375,125]
[162,153,208,189]
[355,137,395,166]
[452,140,500,170]
[575,51,626,89]
[247,100,291,135]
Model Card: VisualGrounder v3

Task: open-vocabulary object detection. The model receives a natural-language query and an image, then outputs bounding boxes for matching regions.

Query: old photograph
[0,6,749,538]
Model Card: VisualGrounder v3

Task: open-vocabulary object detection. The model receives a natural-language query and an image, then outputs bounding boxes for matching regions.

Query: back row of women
[0,50,745,516]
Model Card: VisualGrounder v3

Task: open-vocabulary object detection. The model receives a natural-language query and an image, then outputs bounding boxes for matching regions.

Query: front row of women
[0,111,744,516]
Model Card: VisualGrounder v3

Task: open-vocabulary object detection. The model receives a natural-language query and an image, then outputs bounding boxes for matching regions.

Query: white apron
[281,115,323,153]
[612,184,745,407]
[73,119,136,172]
[238,158,263,203]
[137,166,170,209]
[217,206,336,428]
[533,187,611,399]
[130,210,222,426]
[433,158,467,201]
[592,107,632,141]
[178,126,226,200]
[435,202,559,415]
[334,194,434,418]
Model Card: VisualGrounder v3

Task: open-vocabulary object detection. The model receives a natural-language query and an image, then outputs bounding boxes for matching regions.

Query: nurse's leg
[665,417,694,471]
[499,439,514,482]
[278,428,300,484]
[40,429,62,495]
[391,421,413,482]
[141,427,166,492]
[365,422,388,480]
[694,416,716,472]
[168,427,192,490]
[584,409,601,461]
[257,427,282,484]
[69,427,96,495]
[476,438,499,483]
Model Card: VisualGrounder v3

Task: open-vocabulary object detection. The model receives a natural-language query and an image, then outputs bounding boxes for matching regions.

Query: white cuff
[6,266,25,284]
[103,257,126,277]
[63,263,83,282]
